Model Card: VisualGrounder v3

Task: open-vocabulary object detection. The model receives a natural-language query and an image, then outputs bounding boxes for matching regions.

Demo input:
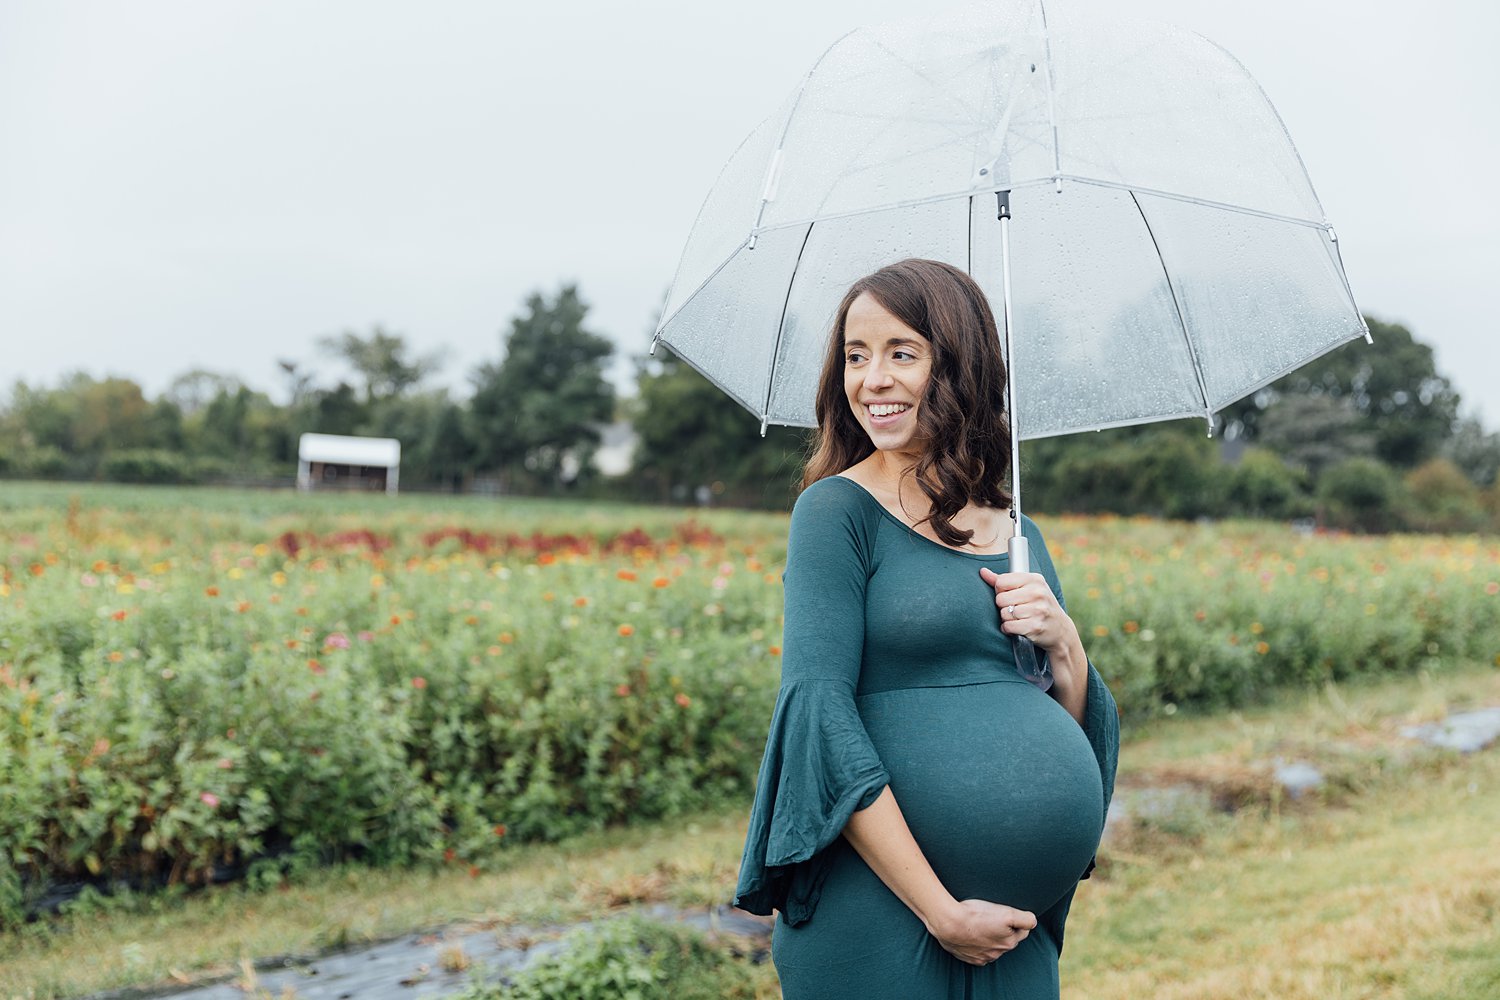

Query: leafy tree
[630,347,805,507]
[470,286,615,490]
[319,326,440,405]
[1256,394,1374,478]
[1443,415,1500,488]
[1222,316,1459,467]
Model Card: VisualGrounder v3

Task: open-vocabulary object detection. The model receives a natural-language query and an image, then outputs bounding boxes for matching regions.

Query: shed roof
[298,433,401,467]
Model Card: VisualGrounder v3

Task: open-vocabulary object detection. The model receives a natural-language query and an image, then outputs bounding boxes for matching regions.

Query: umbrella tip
[759,416,769,437]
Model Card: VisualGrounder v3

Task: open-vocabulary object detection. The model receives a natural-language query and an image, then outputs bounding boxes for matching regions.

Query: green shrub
[100,450,195,485]
[479,917,765,1000]
[1318,457,1405,532]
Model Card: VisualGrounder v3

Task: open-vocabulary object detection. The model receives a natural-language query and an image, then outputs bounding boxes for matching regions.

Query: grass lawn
[2,661,1497,998]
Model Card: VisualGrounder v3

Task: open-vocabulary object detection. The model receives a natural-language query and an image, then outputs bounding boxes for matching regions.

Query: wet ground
[108,906,771,1000]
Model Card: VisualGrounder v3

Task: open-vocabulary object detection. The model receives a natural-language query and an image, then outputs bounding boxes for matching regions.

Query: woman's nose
[863,359,893,389]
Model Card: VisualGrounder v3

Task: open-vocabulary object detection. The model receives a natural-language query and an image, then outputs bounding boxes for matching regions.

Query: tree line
[2,288,1497,532]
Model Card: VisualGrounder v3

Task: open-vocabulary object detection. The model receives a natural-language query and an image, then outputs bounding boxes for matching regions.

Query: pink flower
[357,630,375,642]
[324,632,351,650]
[200,792,220,808]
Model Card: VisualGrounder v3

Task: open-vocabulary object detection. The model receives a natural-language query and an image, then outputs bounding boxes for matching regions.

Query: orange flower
[768,645,781,656]
[307,659,325,674]
[1092,625,1109,637]
[412,676,427,689]
[390,614,402,625]
[236,601,252,613]
[1486,582,1499,596]
[468,865,481,879]
[498,631,515,644]
[29,563,44,577]
[617,569,638,582]
[542,591,555,602]
[465,615,479,626]
[1255,641,1270,655]
[1193,609,1207,622]
[285,639,299,649]
[618,624,634,637]
[653,577,670,588]
[107,651,124,663]
[675,692,692,708]
[204,586,220,597]
[1123,621,1139,634]
[493,824,507,837]
[615,683,631,697]
[92,560,109,573]
[486,645,503,656]
[111,609,127,622]
[537,552,557,566]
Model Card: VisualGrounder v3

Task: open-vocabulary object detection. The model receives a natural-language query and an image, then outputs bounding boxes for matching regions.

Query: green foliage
[471,286,616,489]
[476,917,763,1000]
[630,348,806,508]
[1225,448,1307,520]
[1024,421,1224,519]
[319,326,441,405]
[1444,416,1500,488]
[1223,316,1459,468]
[1403,459,1489,534]
[1318,457,1405,532]
[99,450,196,485]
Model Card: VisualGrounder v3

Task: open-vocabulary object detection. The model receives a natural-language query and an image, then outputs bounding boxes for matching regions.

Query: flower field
[1,482,1496,930]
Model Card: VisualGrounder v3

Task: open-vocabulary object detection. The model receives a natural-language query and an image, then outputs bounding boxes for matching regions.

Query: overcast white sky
[2,0,1497,426]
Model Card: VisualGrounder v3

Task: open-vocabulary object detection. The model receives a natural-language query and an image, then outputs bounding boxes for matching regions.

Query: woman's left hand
[978,567,1089,723]
[977,567,1074,652]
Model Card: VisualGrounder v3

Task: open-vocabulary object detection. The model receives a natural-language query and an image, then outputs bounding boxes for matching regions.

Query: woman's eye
[845,352,866,365]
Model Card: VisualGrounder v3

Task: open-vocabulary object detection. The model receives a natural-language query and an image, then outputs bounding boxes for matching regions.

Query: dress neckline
[828,475,1013,561]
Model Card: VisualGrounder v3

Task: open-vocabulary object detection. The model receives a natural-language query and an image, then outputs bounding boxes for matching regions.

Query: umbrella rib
[1128,190,1213,427]
[760,223,817,432]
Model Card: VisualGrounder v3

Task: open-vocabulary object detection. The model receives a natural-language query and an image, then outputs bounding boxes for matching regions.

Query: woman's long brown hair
[802,258,1012,547]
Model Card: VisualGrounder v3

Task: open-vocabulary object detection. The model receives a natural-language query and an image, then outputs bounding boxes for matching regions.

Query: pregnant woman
[733,259,1119,999]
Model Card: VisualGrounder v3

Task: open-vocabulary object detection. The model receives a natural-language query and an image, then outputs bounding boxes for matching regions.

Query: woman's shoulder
[793,473,875,518]
[790,475,884,540]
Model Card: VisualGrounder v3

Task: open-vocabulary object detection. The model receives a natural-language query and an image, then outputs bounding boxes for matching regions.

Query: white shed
[297,433,401,495]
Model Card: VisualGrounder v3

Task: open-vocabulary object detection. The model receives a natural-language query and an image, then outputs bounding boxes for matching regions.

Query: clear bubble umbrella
[651,0,1365,686]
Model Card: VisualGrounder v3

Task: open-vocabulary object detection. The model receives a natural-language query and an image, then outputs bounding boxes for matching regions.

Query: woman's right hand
[928,898,1037,965]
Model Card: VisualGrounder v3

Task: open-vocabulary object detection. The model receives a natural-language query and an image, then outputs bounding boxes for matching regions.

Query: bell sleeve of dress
[732,479,890,927]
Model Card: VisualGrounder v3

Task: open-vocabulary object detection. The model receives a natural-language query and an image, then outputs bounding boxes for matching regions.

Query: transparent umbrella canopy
[652,1,1366,440]
[651,0,1366,686]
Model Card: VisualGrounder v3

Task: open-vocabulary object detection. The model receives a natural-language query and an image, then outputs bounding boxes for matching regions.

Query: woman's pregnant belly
[857,680,1104,915]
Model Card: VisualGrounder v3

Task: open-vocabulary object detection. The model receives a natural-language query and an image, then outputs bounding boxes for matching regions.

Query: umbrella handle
[1006,531,1054,692]
[1012,634,1053,692]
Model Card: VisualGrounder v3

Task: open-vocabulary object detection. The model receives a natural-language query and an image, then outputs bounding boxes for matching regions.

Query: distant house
[297,433,401,495]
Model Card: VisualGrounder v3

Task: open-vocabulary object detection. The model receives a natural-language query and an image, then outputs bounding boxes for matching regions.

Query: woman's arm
[843,787,1036,965]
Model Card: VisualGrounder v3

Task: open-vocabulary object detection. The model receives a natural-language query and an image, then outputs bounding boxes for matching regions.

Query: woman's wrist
[922,894,966,939]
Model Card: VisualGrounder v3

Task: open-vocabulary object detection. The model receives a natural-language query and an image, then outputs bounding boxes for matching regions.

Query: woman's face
[842,292,932,457]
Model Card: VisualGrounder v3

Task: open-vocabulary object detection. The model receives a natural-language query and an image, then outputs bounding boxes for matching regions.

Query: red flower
[412,676,427,690]
[111,609,127,622]
[675,692,692,708]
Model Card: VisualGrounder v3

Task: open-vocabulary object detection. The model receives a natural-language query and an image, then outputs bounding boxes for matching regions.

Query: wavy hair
[801,258,1012,547]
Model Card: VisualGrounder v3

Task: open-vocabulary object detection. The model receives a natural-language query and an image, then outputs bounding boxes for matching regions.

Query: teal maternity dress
[734,475,1119,1000]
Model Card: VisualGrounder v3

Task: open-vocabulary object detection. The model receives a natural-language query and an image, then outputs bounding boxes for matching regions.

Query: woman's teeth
[869,403,910,417]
